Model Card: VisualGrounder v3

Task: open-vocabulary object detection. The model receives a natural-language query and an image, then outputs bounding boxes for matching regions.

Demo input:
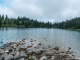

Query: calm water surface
[0,28,80,57]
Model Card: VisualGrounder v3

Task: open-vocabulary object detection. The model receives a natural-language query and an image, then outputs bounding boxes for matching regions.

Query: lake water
[0,28,80,57]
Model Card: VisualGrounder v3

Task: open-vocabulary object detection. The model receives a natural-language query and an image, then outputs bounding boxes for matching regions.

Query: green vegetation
[29,56,35,60]
[0,15,53,28]
[0,14,80,29]
[53,17,80,29]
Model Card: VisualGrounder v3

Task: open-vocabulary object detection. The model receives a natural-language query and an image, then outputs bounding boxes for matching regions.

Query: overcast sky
[0,0,80,22]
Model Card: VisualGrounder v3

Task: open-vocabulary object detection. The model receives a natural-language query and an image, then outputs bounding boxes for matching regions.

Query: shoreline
[0,39,80,60]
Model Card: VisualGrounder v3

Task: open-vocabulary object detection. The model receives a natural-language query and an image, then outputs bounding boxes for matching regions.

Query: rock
[5,50,9,53]
[19,51,27,58]
[53,47,59,52]
[9,49,14,55]
[16,58,25,60]
[0,49,4,54]
[40,56,47,60]
[66,58,79,60]
[14,53,20,59]
[2,43,11,48]
[51,56,55,60]
[4,54,14,60]
[46,52,53,56]
[33,48,45,54]
[75,57,80,60]
[0,53,7,60]
[4,47,12,51]
[18,45,27,51]
[14,51,27,59]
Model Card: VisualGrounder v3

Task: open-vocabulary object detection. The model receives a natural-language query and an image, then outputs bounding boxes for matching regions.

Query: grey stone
[15,51,27,59]
[14,54,20,59]
[46,52,53,56]
[0,53,7,60]
[2,43,11,48]
[4,47,12,51]
[4,54,14,60]
[19,51,27,58]
[0,49,4,54]
[33,48,45,54]
[16,58,25,60]
[40,56,47,60]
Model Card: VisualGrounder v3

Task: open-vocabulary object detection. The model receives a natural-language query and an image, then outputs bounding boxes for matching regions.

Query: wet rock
[4,47,12,50]
[19,51,27,58]
[40,56,47,60]
[46,52,53,56]
[0,49,4,54]
[14,51,27,59]
[75,57,80,60]
[33,48,45,54]
[14,53,20,59]
[51,56,55,60]
[16,58,25,60]
[5,50,9,53]
[4,54,14,60]
[9,49,14,55]
[2,43,11,48]
[0,53,7,60]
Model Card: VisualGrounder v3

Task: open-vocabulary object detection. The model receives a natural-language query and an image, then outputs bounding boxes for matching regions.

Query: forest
[53,17,80,29]
[0,15,80,29]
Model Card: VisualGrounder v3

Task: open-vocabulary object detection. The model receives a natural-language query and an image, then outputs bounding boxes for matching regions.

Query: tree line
[53,17,80,29]
[0,15,53,28]
[0,15,80,29]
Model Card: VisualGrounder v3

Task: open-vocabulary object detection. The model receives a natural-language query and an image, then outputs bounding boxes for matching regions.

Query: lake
[0,28,80,57]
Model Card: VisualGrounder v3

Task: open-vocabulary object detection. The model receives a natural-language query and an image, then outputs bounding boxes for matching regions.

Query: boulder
[19,51,27,58]
[2,43,11,48]
[46,52,53,56]
[0,53,7,60]
[4,54,14,60]
[16,58,25,60]
[0,49,4,54]
[40,56,47,60]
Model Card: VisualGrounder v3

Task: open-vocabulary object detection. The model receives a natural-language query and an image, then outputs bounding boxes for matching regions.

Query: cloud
[0,0,80,22]
[9,0,43,18]
[0,5,17,18]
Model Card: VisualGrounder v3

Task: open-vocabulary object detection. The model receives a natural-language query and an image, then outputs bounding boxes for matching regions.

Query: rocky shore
[0,38,80,60]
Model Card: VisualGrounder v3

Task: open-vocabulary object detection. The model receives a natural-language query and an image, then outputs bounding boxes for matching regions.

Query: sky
[0,0,80,23]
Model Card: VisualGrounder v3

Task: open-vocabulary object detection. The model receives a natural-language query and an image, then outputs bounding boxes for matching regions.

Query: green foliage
[0,15,53,28]
[0,14,80,29]
[53,17,80,29]
[29,56,35,60]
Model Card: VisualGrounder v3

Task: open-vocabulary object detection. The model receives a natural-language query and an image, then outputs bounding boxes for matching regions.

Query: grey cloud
[1,0,80,22]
